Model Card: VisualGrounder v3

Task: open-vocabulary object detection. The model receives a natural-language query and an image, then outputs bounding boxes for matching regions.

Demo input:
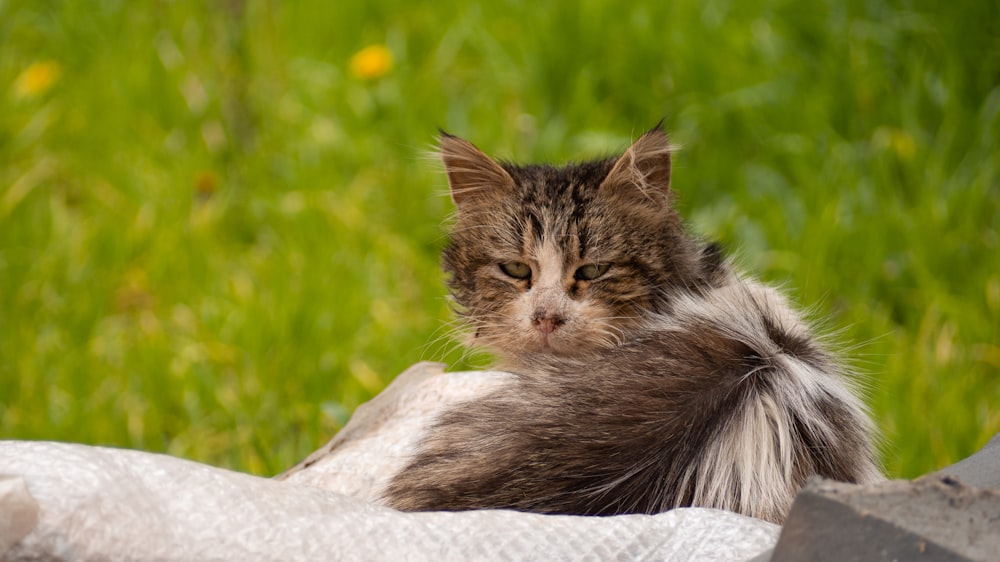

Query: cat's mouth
[536,332,556,351]
[529,330,575,355]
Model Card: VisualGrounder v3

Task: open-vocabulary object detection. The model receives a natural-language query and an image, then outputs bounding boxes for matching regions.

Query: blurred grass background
[1,0,997,478]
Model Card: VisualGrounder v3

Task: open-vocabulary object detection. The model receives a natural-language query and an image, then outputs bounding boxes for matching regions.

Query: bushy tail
[667,281,883,521]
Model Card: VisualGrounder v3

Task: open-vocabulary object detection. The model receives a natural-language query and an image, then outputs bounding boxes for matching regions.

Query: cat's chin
[494,338,589,363]
[475,326,613,364]
[523,332,571,354]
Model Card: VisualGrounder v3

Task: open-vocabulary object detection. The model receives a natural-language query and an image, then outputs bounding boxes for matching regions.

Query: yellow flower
[14,61,61,99]
[349,45,393,80]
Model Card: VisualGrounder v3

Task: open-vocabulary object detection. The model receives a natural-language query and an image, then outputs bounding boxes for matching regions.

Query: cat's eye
[499,261,532,280]
[575,263,610,281]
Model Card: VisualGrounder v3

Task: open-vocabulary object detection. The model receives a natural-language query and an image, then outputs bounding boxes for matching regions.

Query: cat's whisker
[418,321,473,362]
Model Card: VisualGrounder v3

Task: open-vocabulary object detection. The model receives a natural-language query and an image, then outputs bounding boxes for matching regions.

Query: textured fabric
[0,441,778,561]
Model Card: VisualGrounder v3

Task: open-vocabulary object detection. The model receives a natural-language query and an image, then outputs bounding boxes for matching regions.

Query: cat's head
[440,125,721,363]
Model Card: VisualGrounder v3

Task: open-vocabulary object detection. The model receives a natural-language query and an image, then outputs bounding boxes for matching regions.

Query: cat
[382,125,882,523]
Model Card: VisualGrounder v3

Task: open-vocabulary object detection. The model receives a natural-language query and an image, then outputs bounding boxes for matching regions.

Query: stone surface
[770,476,1000,561]
[934,433,1000,489]
[760,434,1000,562]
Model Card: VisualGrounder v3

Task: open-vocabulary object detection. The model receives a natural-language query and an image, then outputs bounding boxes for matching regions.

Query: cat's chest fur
[383,126,882,523]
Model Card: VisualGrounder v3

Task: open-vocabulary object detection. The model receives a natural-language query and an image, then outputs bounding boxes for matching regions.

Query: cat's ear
[439,131,515,210]
[599,125,674,206]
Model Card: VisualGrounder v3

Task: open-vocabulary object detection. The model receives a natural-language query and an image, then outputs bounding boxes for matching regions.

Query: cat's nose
[532,310,565,335]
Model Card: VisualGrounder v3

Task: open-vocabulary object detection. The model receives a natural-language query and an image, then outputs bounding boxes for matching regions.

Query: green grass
[1,0,997,478]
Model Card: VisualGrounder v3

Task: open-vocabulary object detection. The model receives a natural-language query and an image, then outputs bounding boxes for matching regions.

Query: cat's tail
[666,280,884,522]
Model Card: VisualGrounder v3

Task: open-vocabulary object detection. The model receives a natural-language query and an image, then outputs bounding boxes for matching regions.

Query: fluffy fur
[383,126,882,523]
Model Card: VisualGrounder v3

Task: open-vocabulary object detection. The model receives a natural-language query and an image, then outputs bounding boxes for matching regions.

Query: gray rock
[934,433,1000,489]
[761,433,1000,562]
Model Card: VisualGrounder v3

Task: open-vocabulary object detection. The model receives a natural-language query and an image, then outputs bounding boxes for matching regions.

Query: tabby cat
[383,125,882,523]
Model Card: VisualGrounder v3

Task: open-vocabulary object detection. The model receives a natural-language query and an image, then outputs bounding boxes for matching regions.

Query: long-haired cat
[383,125,882,523]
